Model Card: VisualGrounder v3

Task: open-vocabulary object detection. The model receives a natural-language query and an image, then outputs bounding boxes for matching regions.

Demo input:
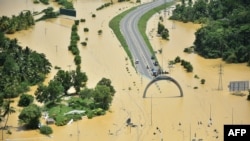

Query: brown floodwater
[1,0,250,141]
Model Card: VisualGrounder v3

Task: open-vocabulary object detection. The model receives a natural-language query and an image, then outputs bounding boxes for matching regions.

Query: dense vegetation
[0,11,34,34]
[54,0,74,9]
[0,32,52,98]
[41,77,115,126]
[0,6,115,134]
[157,22,169,40]
[170,0,250,65]
[35,7,59,22]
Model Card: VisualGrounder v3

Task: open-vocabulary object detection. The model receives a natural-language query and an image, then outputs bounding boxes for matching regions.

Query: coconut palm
[1,99,15,140]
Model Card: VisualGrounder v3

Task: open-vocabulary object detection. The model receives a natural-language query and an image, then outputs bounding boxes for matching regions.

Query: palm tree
[1,99,15,140]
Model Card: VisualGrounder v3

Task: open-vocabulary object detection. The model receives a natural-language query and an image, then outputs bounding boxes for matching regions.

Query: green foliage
[161,29,169,40]
[98,30,103,35]
[54,0,74,9]
[181,59,193,72]
[96,2,113,11]
[33,0,39,4]
[74,20,79,25]
[92,14,96,18]
[74,55,81,65]
[83,28,89,32]
[40,125,53,135]
[80,19,86,22]
[0,34,51,98]
[0,11,35,33]
[138,1,174,56]
[81,42,87,46]
[54,70,73,94]
[40,0,49,5]
[201,79,206,84]
[36,7,59,22]
[35,80,64,104]
[47,104,84,126]
[72,70,88,93]
[157,22,165,34]
[194,74,199,79]
[184,47,193,53]
[247,90,250,101]
[68,22,80,63]
[170,0,250,65]
[97,78,116,96]
[157,22,170,40]
[18,94,34,107]
[18,104,41,129]
[174,56,181,63]
[109,7,136,67]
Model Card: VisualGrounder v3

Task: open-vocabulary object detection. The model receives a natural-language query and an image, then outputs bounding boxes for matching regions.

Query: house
[46,118,55,125]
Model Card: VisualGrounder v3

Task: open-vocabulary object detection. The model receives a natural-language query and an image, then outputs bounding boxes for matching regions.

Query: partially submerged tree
[18,104,41,129]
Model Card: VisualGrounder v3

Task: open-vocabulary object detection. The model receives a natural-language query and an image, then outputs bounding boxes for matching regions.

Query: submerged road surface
[120,0,172,79]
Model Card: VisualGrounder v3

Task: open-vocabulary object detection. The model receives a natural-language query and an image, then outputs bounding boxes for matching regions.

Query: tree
[157,22,165,35]
[188,0,193,7]
[72,70,88,93]
[93,85,112,110]
[40,125,53,135]
[54,70,73,95]
[174,56,181,63]
[97,78,115,96]
[0,98,15,140]
[35,80,64,104]
[247,90,250,101]
[201,79,206,84]
[161,29,169,40]
[18,104,41,129]
[18,94,34,107]
[79,88,94,99]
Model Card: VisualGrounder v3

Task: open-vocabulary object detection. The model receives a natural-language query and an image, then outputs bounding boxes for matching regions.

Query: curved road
[120,0,172,79]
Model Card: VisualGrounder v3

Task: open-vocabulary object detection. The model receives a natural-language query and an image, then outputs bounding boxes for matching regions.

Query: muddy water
[1,0,250,141]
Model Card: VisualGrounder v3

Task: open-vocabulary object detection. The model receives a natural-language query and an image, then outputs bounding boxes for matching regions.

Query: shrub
[201,79,206,84]
[87,110,94,119]
[98,30,102,35]
[80,19,86,22]
[74,55,81,65]
[40,125,53,135]
[33,0,40,4]
[74,20,79,25]
[40,0,49,5]
[18,94,34,107]
[83,28,89,32]
[92,14,96,18]
[247,94,250,101]
[174,56,181,63]
[81,42,87,46]
[247,90,250,101]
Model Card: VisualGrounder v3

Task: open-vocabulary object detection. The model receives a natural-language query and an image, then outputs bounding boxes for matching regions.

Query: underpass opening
[143,75,183,98]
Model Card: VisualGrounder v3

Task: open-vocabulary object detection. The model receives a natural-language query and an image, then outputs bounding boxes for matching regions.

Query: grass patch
[109,1,175,67]
[109,7,136,66]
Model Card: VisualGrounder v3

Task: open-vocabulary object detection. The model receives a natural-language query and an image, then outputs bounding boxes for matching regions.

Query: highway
[120,0,171,79]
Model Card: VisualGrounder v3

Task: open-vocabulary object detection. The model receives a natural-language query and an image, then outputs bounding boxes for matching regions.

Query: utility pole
[232,108,234,124]
[151,94,153,126]
[218,64,223,90]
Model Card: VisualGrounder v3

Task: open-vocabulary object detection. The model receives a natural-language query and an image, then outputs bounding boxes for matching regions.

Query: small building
[46,118,55,125]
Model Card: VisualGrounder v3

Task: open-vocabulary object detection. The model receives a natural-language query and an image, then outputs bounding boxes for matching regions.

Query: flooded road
[1,0,250,141]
